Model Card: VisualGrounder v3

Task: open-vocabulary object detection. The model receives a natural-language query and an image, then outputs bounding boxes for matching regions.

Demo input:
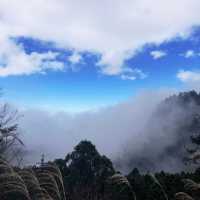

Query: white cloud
[177,70,200,82]
[68,52,83,64]
[150,50,167,59]
[0,0,200,76]
[183,50,195,58]
[0,36,65,76]
[42,61,64,71]
[121,68,147,80]
[121,75,136,80]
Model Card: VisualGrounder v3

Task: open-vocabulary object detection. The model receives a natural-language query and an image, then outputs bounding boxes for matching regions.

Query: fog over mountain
[115,91,200,172]
[18,89,200,173]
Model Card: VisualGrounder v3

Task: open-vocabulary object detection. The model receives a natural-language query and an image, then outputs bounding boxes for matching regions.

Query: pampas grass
[181,178,200,200]
[38,162,66,200]
[149,173,168,200]
[0,158,13,174]
[107,173,136,200]
[0,158,30,200]
[0,172,30,200]
[175,192,194,200]
[0,163,13,174]
[0,158,66,200]
[36,171,61,200]
[109,174,131,186]
[18,169,53,200]
[182,179,200,192]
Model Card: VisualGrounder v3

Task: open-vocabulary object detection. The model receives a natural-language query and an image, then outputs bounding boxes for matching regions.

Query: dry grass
[181,178,200,200]
[36,171,61,200]
[0,158,65,200]
[107,173,136,200]
[0,163,13,174]
[149,173,169,200]
[182,179,200,192]
[38,162,66,200]
[0,158,30,200]
[175,192,194,200]
[0,158,14,174]
[0,172,30,200]
[18,169,53,200]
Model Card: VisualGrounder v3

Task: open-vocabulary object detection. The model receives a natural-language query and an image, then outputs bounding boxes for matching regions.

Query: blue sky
[0,0,200,112]
[1,31,200,112]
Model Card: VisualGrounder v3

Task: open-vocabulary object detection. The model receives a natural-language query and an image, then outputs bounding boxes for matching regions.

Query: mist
[18,89,200,173]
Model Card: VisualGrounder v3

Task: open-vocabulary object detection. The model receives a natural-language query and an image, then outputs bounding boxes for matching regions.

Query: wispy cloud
[183,50,195,58]
[121,68,147,80]
[68,52,83,65]
[150,50,167,59]
[177,70,200,82]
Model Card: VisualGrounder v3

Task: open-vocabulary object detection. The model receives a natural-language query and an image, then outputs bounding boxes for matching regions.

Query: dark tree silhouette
[183,113,200,165]
[55,140,115,200]
[0,103,24,165]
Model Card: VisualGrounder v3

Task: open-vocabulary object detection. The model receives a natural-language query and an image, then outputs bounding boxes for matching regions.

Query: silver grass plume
[107,173,136,200]
[0,158,30,200]
[149,173,168,200]
[182,179,200,199]
[35,170,61,200]
[18,168,53,200]
[38,162,66,200]
[175,192,194,200]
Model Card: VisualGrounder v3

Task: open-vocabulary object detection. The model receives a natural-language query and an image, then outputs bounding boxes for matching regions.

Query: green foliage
[55,140,115,200]
[127,167,200,200]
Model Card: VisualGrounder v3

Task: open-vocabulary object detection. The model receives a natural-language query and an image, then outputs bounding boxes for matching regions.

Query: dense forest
[1,91,200,200]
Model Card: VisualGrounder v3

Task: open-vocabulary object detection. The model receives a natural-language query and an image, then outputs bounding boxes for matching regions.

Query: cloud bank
[18,89,181,171]
[17,87,200,174]
[0,0,200,77]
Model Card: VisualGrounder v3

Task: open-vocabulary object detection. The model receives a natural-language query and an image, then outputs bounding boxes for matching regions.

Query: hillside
[115,91,200,172]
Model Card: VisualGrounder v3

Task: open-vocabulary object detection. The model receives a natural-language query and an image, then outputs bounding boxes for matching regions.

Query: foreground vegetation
[54,140,200,200]
[1,140,200,200]
[0,158,66,200]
